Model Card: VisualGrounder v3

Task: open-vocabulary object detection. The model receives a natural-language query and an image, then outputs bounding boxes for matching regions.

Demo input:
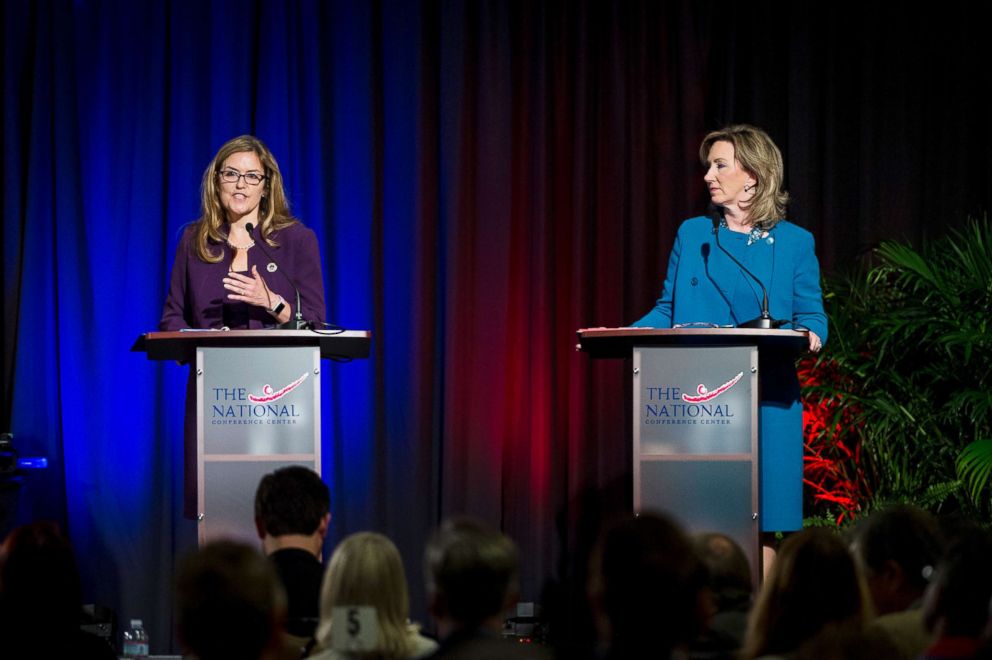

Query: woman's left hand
[808,331,822,353]
[224,266,273,309]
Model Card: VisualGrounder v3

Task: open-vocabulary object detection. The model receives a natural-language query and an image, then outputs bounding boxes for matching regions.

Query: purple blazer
[160,222,326,330]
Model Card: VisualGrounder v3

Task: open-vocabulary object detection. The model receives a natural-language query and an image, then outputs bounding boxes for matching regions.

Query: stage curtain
[3,0,989,650]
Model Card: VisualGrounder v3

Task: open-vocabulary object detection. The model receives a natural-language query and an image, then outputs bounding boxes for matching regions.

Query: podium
[133,330,371,544]
[578,327,807,585]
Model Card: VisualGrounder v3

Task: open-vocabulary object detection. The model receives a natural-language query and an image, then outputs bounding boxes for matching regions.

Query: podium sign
[636,346,754,454]
[634,345,758,575]
[197,346,320,543]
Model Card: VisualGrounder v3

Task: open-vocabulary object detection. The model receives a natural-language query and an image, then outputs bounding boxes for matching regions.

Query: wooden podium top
[576,327,808,359]
[132,329,372,362]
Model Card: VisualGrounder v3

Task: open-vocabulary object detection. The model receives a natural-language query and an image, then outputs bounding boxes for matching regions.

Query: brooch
[719,218,773,246]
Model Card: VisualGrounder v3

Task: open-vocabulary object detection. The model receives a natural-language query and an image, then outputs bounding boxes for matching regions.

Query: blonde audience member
[311,532,436,660]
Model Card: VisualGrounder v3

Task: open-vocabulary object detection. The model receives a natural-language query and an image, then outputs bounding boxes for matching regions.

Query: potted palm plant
[801,218,992,524]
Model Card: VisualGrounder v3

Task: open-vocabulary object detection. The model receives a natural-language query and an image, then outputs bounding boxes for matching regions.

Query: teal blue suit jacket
[632,216,827,530]
[632,216,827,340]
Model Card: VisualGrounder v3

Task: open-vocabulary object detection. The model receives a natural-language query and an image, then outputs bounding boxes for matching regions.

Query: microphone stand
[710,215,786,330]
[246,223,312,330]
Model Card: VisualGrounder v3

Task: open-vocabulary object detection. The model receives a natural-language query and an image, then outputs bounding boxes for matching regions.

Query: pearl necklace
[226,237,255,250]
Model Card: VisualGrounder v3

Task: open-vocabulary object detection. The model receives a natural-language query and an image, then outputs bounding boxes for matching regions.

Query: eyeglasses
[217,169,267,186]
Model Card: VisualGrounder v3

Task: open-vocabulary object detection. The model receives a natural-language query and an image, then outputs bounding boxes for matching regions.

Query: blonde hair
[193,135,297,263]
[316,532,417,659]
[700,124,789,230]
[740,528,872,660]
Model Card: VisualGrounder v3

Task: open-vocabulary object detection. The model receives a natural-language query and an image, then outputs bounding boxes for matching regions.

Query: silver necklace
[226,237,255,250]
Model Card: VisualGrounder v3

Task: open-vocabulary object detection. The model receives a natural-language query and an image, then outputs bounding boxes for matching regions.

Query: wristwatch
[270,296,286,316]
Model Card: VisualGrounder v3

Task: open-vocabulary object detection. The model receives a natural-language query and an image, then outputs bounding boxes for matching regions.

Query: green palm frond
[803,216,992,520]
[958,440,992,505]
[916,481,964,511]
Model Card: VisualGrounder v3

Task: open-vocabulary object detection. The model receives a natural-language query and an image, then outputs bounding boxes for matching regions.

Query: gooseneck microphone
[709,215,785,329]
[245,223,312,330]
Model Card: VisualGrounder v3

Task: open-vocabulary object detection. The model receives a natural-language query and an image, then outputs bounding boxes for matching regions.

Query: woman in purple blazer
[160,135,326,331]
[632,125,827,532]
[159,135,326,517]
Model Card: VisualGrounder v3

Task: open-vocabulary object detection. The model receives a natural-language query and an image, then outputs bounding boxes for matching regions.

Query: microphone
[246,223,312,330]
[709,215,785,329]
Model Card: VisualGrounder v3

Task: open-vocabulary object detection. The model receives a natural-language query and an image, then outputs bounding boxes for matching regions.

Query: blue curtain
[3,0,435,647]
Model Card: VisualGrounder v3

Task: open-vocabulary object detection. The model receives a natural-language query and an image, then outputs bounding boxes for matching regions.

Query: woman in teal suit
[632,124,827,532]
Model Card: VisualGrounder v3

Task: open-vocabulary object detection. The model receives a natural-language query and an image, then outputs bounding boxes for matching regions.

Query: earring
[744,183,755,193]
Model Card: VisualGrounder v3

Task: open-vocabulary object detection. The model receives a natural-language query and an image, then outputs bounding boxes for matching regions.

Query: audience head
[589,512,708,656]
[0,521,82,631]
[316,532,416,658]
[694,531,753,609]
[254,466,331,553]
[424,516,519,634]
[851,504,943,615]
[741,528,871,660]
[176,540,287,660]
[923,524,992,639]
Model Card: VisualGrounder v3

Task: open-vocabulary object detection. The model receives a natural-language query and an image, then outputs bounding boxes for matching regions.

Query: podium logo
[681,371,743,403]
[642,371,742,426]
[248,373,310,403]
[210,373,309,426]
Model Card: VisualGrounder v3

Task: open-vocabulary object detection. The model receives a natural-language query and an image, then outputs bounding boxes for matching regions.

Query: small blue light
[17,457,48,469]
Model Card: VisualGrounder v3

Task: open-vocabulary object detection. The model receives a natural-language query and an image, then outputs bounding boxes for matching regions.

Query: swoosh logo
[248,372,309,403]
[681,371,743,403]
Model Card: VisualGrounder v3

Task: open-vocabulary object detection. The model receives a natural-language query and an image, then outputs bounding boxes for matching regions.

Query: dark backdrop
[3,0,989,651]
